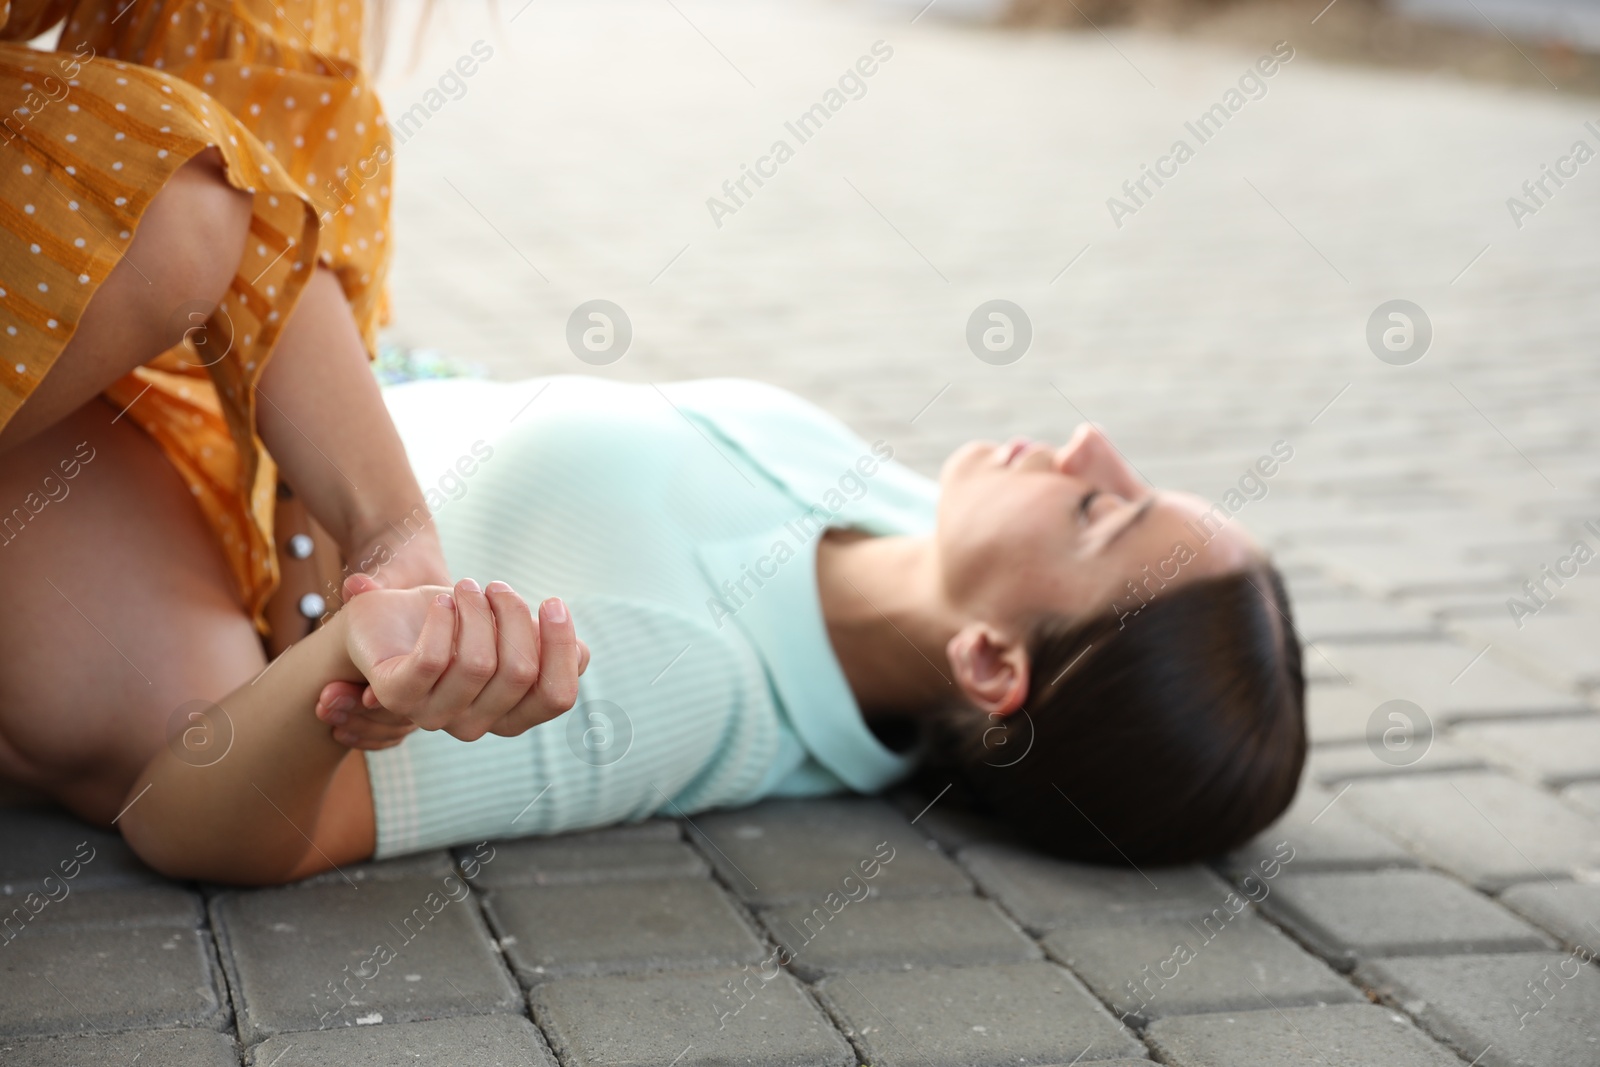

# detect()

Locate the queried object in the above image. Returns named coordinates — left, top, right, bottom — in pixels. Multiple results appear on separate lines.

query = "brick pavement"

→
left=4, top=0, right=1600, bottom=1062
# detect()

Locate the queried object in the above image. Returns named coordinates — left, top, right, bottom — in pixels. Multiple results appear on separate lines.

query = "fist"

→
left=333, top=574, right=589, bottom=744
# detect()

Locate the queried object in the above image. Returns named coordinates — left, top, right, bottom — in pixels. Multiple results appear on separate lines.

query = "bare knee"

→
left=135, top=148, right=254, bottom=349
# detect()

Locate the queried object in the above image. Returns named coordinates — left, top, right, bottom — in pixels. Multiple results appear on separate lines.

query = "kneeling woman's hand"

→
left=335, top=576, right=584, bottom=743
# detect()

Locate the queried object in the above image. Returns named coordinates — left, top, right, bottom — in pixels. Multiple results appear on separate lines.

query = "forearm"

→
left=119, top=613, right=365, bottom=884
left=253, top=268, right=445, bottom=577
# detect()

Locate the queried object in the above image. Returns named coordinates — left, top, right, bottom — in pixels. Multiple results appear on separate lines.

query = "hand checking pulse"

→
left=318, top=574, right=590, bottom=749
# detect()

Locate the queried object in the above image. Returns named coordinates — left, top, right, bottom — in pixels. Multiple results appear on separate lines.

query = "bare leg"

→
left=0, top=395, right=376, bottom=875
left=0, top=149, right=251, bottom=453
left=0, top=397, right=271, bottom=821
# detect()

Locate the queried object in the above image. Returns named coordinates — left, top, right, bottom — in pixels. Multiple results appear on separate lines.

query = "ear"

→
left=946, top=623, right=1030, bottom=717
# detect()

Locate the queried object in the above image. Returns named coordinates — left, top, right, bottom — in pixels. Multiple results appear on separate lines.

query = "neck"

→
left=814, top=530, right=962, bottom=720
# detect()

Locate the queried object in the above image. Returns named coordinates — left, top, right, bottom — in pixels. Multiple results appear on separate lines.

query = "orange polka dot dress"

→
left=0, top=0, right=394, bottom=629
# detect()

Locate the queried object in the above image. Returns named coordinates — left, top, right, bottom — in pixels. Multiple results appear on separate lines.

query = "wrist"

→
left=318, top=608, right=363, bottom=685
left=344, top=500, right=432, bottom=561
left=346, top=519, right=449, bottom=587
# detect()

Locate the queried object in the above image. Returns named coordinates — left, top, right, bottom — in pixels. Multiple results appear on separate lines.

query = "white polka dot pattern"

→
left=0, top=0, right=394, bottom=628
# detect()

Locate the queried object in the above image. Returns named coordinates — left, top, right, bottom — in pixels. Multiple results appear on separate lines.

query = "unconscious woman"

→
left=6, top=374, right=1306, bottom=884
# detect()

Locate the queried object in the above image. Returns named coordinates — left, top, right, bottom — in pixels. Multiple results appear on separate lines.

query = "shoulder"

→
left=664, top=379, right=936, bottom=535
left=665, top=379, right=852, bottom=434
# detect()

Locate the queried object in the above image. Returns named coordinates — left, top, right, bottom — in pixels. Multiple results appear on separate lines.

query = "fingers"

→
left=376, top=590, right=457, bottom=727
left=489, top=596, right=581, bottom=737
left=452, top=581, right=540, bottom=740
left=333, top=711, right=418, bottom=749
left=317, top=679, right=419, bottom=749
left=315, top=680, right=365, bottom=726
left=352, top=580, right=581, bottom=742
left=430, top=578, right=500, bottom=736
left=537, top=597, right=582, bottom=711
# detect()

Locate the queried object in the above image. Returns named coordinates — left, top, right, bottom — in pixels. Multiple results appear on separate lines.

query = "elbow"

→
left=119, top=804, right=305, bottom=887
left=117, top=806, right=211, bottom=882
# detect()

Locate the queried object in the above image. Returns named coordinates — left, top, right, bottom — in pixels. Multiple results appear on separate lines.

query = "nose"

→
left=1053, top=423, right=1099, bottom=474
left=1053, top=423, right=1148, bottom=498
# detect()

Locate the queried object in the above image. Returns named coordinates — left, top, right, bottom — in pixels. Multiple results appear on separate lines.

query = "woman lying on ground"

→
left=2, top=373, right=1305, bottom=884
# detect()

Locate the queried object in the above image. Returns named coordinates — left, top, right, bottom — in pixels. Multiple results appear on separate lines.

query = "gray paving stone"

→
left=1304, top=738, right=1487, bottom=786
left=1309, top=543, right=1516, bottom=598
left=959, top=843, right=1234, bottom=934
left=1315, top=641, right=1589, bottom=723
left=1451, top=608, right=1600, bottom=693
left=1305, top=679, right=1409, bottom=746
left=1453, top=717, right=1600, bottom=787
left=0, top=808, right=159, bottom=890
left=886, top=790, right=1024, bottom=850
left=1302, top=655, right=1348, bottom=685
left=473, top=825, right=681, bottom=857
left=1563, top=782, right=1600, bottom=819
left=1145, top=1003, right=1465, bottom=1066
left=1407, top=589, right=1521, bottom=621
left=0, top=925, right=225, bottom=1038
left=1043, top=909, right=1359, bottom=1025
left=1284, top=571, right=1353, bottom=602
left=296, top=850, right=459, bottom=887
left=814, top=961, right=1148, bottom=1067
left=212, top=877, right=519, bottom=1041
left=689, top=798, right=969, bottom=906
left=1343, top=772, right=1600, bottom=890
left=504, top=820, right=685, bottom=845
left=1260, top=869, right=1552, bottom=969
left=251, top=1014, right=555, bottom=1066
left=468, top=838, right=707, bottom=888
left=485, top=878, right=768, bottom=982
left=1500, top=882, right=1600, bottom=953
left=1, top=885, right=202, bottom=943
left=759, top=893, right=1040, bottom=980
left=1293, top=596, right=1437, bottom=643
left=1359, top=953, right=1600, bottom=1067
left=0, top=1028, right=238, bottom=1066
left=531, top=968, right=855, bottom=1067
left=1223, top=784, right=1416, bottom=875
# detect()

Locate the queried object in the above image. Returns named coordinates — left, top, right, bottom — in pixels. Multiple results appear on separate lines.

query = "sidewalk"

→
left=4, top=0, right=1599, bottom=1063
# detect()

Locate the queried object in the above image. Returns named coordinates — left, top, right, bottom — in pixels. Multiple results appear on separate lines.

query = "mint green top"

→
left=363, top=377, right=938, bottom=858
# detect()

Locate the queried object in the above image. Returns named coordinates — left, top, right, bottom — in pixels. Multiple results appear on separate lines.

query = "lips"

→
left=1000, top=438, right=1034, bottom=466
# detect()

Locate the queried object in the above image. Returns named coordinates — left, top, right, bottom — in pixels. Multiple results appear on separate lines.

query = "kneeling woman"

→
left=137, top=376, right=1305, bottom=881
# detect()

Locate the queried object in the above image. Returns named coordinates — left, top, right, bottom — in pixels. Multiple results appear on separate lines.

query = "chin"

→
left=939, top=440, right=996, bottom=487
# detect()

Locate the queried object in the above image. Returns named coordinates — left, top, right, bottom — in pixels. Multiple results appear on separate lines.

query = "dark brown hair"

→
left=921, top=563, right=1305, bottom=865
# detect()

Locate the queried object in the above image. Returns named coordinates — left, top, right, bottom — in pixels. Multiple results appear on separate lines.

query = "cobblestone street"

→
left=5, top=0, right=1600, bottom=1063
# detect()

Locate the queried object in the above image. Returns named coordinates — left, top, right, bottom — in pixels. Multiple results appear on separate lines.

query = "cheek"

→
left=941, top=485, right=1070, bottom=602
left=938, top=441, right=993, bottom=488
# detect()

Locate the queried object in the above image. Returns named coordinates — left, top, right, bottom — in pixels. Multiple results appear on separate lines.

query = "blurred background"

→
left=372, top=0, right=1600, bottom=708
